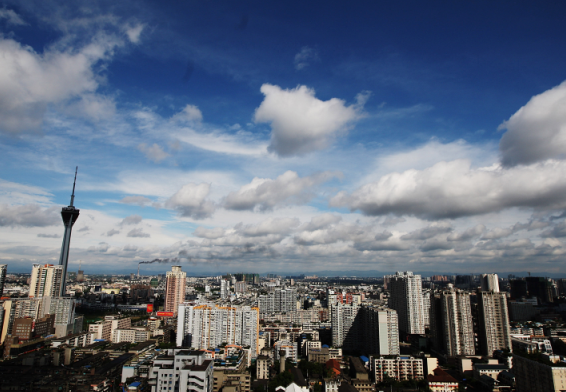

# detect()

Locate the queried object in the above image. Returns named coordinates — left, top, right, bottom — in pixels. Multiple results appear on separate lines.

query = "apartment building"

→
left=164, top=266, right=186, bottom=315
left=387, top=271, right=425, bottom=334
left=370, top=356, right=424, bottom=382
left=147, top=349, right=213, bottom=392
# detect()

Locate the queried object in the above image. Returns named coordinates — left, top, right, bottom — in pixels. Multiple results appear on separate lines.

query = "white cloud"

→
left=127, top=228, right=150, bottom=238
left=0, top=204, right=59, bottom=227
left=224, top=170, right=340, bottom=211
left=401, top=222, right=452, bottom=240
left=166, top=183, right=215, bottom=220
left=106, top=229, right=120, bottom=237
left=500, top=80, right=566, bottom=166
left=125, top=24, right=144, bottom=43
left=0, top=35, right=121, bottom=134
left=331, top=159, right=566, bottom=219
left=254, top=84, right=363, bottom=157
left=0, top=8, right=26, bottom=26
left=120, top=215, right=143, bottom=226
left=294, top=46, right=319, bottom=70
left=300, top=213, right=342, bottom=232
left=171, top=104, right=203, bottom=123
left=447, top=224, right=485, bottom=241
left=194, top=227, right=226, bottom=239
left=238, top=217, right=300, bottom=237
left=37, top=233, right=60, bottom=238
left=119, top=196, right=153, bottom=206
left=175, top=128, right=268, bottom=156
left=138, top=143, right=169, bottom=163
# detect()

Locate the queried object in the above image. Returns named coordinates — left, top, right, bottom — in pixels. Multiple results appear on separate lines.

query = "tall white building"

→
left=477, top=291, right=512, bottom=356
left=29, top=264, right=63, bottom=298
left=258, top=288, right=297, bottom=314
left=388, top=271, right=425, bottom=334
left=331, top=303, right=359, bottom=348
left=430, top=286, right=475, bottom=356
left=481, top=274, right=500, bottom=293
left=220, top=279, right=229, bottom=299
left=177, top=303, right=259, bottom=357
left=165, top=266, right=186, bottom=315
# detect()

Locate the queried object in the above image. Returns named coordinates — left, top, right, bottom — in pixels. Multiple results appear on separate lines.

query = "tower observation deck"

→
left=58, top=167, right=80, bottom=297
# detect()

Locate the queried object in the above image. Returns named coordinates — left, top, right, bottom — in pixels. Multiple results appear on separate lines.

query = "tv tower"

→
left=58, top=167, right=80, bottom=297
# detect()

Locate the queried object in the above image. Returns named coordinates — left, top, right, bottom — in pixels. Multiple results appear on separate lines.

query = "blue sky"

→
left=2, top=0, right=566, bottom=276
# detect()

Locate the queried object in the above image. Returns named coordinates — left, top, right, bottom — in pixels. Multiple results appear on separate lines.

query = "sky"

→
left=2, top=0, right=566, bottom=276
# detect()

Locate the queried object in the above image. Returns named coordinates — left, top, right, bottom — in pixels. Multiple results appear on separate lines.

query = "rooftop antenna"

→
left=70, top=166, right=78, bottom=207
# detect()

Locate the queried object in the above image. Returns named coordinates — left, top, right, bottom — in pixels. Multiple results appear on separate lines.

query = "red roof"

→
left=427, top=368, right=458, bottom=383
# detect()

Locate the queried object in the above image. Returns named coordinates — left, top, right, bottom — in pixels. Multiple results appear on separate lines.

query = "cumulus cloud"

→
left=106, top=229, right=120, bottom=237
left=0, top=8, right=26, bottom=25
left=300, top=213, right=342, bottom=232
left=401, top=223, right=452, bottom=240
left=224, top=170, right=340, bottom=211
left=294, top=46, right=319, bottom=70
left=254, top=84, right=363, bottom=156
left=541, top=221, right=566, bottom=238
left=0, top=35, right=121, bottom=134
left=167, top=183, right=215, bottom=219
left=119, top=196, right=153, bottom=206
left=238, top=217, right=299, bottom=237
left=194, top=227, right=226, bottom=239
left=120, top=214, right=143, bottom=226
left=500, top=81, right=566, bottom=166
left=138, top=143, right=169, bottom=163
left=447, top=225, right=485, bottom=241
left=37, top=233, right=60, bottom=238
left=127, top=228, right=150, bottom=238
left=125, top=24, right=144, bottom=43
left=0, top=204, right=59, bottom=227
left=331, top=159, right=566, bottom=219
left=171, top=104, right=203, bottom=123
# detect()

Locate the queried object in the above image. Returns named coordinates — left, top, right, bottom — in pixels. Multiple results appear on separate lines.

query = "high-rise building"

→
left=481, top=274, right=500, bottom=292
left=477, top=291, right=512, bottom=356
left=513, top=353, right=566, bottom=392
left=258, top=288, right=297, bottom=314
left=164, top=265, right=186, bottom=315
left=331, top=302, right=359, bottom=348
left=388, top=271, right=425, bottom=334
left=0, top=264, right=6, bottom=297
left=177, top=303, right=259, bottom=357
left=331, top=303, right=399, bottom=356
left=29, top=264, right=63, bottom=298
left=430, top=286, right=475, bottom=356
left=58, top=167, right=80, bottom=297
left=220, top=279, right=229, bottom=299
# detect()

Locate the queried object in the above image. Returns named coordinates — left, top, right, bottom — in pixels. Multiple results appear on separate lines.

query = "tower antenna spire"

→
left=70, top=166, right=78, bottom=207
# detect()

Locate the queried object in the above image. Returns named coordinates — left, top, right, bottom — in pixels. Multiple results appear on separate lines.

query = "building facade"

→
left=177, top=303, right=259, bottom=357
left=387, top=271, right=425, bottom=334
left=370, top=356, right=424, bottom=382
left=29, top=264, right=63, bottom=298
left=477, top=291, right=512, bottom=356
left=164, top=266, right=187, bottom=315
left=430, top=286, right=475, bottom=356
left=148, top=349, right=213, bottom=392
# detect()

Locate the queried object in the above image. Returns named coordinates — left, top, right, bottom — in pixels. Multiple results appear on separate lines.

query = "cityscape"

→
left=2, top=1, right=566, bottom=392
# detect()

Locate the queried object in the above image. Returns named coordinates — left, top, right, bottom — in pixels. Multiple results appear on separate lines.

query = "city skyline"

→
left=2, top=1, right=566, bottom=275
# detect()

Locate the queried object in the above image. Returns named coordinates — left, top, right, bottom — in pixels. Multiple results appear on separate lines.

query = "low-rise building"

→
left=370, top=356, right=424, bottom=382
left=147, top=349, right=214, bottom=392
left=426, top=368, right=459, bottom=392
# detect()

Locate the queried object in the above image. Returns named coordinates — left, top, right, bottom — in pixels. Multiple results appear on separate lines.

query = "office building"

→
left=29, top=264, right=63, bottom=298
left=477, top=291, right=512, bottom=356
left=481, top=274, right=500, bottom=292
left=177, top=303, right=259, bottom=357
left=387, top=271, right=425, bottom=334
left=430, top=286, right=475, bottom=356
left=164, top=266, right=186, bottom=315
left=147, top=349, right=213, bottom=392
left=0, top=264, right=6, bottom=297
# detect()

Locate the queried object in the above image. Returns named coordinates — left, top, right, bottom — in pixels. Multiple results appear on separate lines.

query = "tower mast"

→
left=58, top=167, right=80, bottom=297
